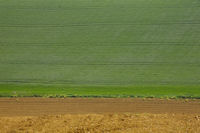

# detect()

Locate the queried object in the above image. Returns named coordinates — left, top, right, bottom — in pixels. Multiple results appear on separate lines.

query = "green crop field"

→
left=0, top=0, right=200, bottom=98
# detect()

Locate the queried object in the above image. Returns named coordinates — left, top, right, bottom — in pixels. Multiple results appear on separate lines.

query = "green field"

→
left=0, top=0, right=200, bottom=98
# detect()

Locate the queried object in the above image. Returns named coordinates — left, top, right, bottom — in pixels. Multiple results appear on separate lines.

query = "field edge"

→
left=0, top=84, right=200, bottom=99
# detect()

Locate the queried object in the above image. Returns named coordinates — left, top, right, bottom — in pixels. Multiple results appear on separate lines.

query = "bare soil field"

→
left=1, top=113, right=200, bottom=133
left=0, top=98, right=200, bottom=133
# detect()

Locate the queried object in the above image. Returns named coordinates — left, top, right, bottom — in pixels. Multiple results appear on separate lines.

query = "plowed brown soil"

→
left=0, top=98, right=200, bottom=133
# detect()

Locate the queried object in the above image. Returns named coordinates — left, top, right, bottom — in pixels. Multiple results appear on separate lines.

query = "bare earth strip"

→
left=0, top=98, right=200, bottom=116
left=0, top=98, right=200, bottom=133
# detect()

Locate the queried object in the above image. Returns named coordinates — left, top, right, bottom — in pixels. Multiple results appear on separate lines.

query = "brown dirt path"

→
left=0, top=98, right=199, bottom=116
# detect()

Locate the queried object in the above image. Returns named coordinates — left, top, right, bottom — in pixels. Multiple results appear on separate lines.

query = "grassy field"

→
left=0, top=0, right=200, bottom=98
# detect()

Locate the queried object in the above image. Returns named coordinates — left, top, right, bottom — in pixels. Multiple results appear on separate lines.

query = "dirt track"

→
left=0, top=98, right=200, bottom=116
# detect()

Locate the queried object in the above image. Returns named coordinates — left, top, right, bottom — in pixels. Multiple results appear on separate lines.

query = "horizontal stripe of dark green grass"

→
left=0, top=84, right=200, bottom=99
